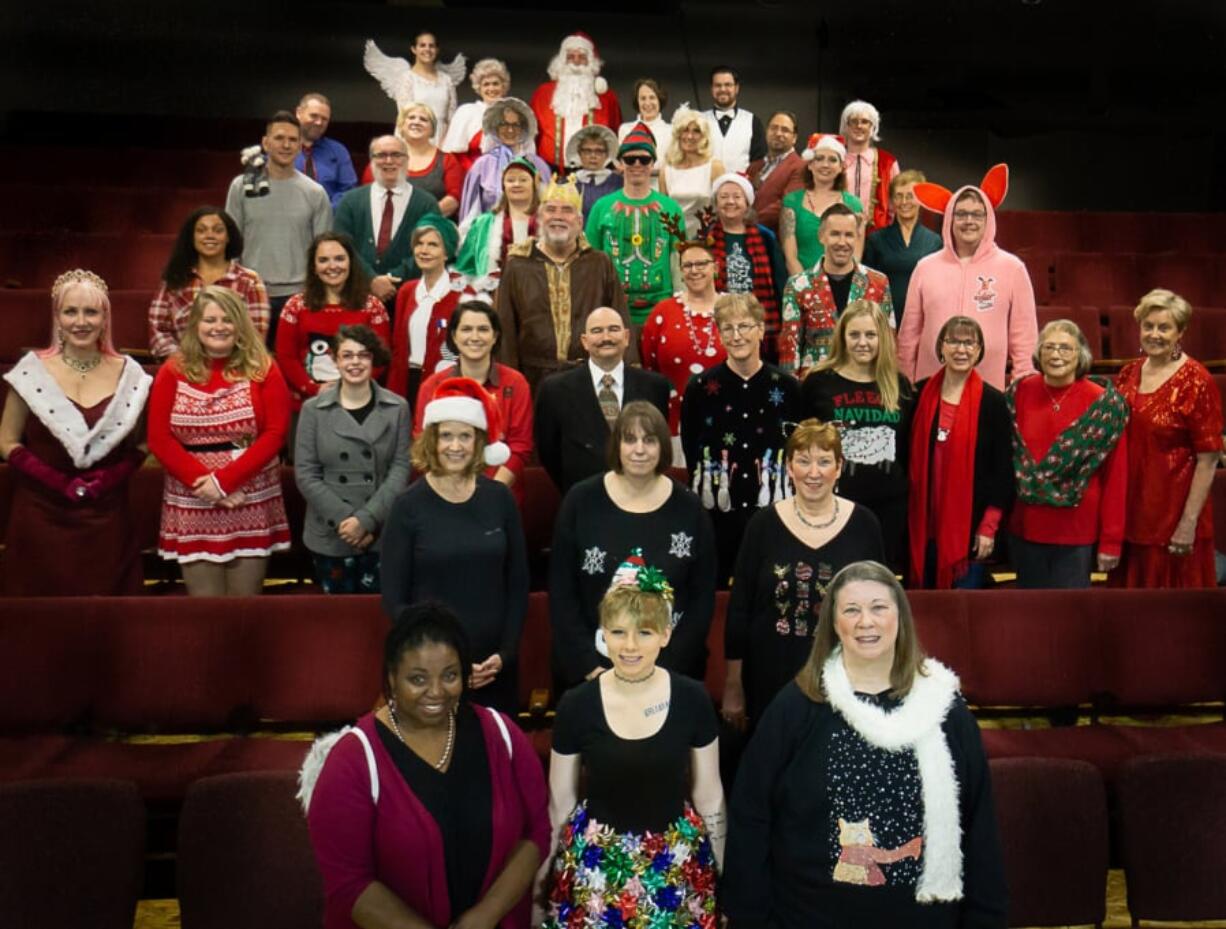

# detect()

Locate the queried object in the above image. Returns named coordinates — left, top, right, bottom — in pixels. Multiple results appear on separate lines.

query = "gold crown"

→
left=540, top=176, right=583, bottom=210
left=51, top=269, right=109, bottom=301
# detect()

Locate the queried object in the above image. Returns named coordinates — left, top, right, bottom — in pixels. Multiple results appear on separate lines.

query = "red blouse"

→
left=1116, top=358, right=1223, bottom=544
left=639, top=296, right=727, bottom=433
left=1006, top=376, right=1128, bottom=555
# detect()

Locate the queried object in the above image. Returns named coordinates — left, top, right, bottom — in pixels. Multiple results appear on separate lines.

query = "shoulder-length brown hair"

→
left=795, top=560, right=928, bottom=703
left=410, top=421, right=489, bottom=479
left=302, top=232, right=371, bottom=311
left=176, top=286, right=271, bottom=384
left=606, top=400, right=673, bottom=474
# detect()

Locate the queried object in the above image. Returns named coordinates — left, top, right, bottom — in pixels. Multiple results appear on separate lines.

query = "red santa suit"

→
left=530, top=32, right=622, bottom=173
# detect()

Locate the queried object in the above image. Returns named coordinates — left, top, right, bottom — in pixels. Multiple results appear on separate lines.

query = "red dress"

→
left=413, top=362, right=533, bottom=508
left=147, top=358, right=292, bottom=563
left=1113, top=358, right=1223, bottom=588
left=639, top=296, right=727, bottom=433
left=1, top=353, right=150, bottom=595
left=274, top=295, right=391, bottom=410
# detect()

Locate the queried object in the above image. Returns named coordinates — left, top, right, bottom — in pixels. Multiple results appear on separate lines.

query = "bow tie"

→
left=717, top=113, right=733, bottom=134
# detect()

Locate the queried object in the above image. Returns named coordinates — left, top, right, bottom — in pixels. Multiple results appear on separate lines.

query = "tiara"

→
left=51, top=269, right=109, bottom=301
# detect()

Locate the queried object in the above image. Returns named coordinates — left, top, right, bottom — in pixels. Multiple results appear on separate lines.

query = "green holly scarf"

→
left=1005, top=375, right=1130, bottom=507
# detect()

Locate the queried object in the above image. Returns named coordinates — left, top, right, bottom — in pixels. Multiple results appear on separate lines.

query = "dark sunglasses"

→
left=621, top=154, right=653, bottom=166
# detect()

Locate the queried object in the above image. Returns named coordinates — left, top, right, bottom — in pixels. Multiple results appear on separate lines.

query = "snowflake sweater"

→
left=549, top=474, right=717, bottom=686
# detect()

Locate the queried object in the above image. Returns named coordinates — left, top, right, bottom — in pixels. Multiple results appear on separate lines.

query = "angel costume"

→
left=1, top=352, right=152, bottom=595
left=364, top=40, right=466, bottom=145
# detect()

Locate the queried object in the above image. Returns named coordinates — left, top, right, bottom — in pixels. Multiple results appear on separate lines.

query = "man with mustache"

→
left=496, top=177, right=631, bottom=392
left=780, top=203, right=893, bottom=378
left=530, top=32, right=622, bottom=173
left=534, top=306, right=669, bottom=493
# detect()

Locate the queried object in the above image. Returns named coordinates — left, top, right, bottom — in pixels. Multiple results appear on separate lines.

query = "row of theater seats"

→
left=3, top=463, right=1226, bottom=590
left=2, top=589, right=1224, bottom=927
left=3, top=589, right=1223, bottom=799
left=7, top=757, right=1225, bottom=929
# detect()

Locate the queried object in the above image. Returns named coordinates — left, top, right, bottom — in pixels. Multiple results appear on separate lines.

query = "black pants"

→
left=1009, top=534, right=1094, bottom=589
left=266, top=294, right=292, bottom=349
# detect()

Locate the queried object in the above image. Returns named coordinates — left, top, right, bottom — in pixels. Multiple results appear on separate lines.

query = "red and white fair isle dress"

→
left=640, top=296, right=728, bottom=433
left=148, top=357, right=292, bottom=563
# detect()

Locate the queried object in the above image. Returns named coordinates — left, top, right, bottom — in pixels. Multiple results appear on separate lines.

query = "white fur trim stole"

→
left=822, top=649, right=963, bottom=902
left=3, top=353, right=151, bottom=469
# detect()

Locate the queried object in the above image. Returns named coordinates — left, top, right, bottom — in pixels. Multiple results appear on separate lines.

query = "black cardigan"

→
left=913, top=377, right=1014, bottom=548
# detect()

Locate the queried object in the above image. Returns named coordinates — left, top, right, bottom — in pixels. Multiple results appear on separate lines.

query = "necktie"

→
left=302, top=145, right=316, bottom=180
left=718, top=113, right=732, bottom=135
left=598, top=373, right=619, bottom=425
left=376, top=190, right=394, bottom=258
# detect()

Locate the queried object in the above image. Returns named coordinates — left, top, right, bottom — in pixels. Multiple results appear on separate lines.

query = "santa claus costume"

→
left=530, top=32, right=622, bottom=174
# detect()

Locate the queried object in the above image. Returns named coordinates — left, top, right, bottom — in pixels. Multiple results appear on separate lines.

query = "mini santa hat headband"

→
left=421, top=377, right=511, bottom=467
left=914, top=164, right=1009, bottom=215
left=801, top=132, right=847, bottom=161
left=608, top=547, right=675, bottom=605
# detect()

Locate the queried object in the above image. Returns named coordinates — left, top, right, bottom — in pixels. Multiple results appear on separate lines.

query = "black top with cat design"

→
left=552, top=673, right=718, bottom=834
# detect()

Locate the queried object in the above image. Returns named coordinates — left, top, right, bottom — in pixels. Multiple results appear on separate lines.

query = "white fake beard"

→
left=552, top=69, right=600, bottom=120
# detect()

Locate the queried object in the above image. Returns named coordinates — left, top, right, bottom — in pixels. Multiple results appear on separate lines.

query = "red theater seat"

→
left=1014, top=249, right=1054, bottom=305
left=1053, top=253, right=1139, bottom=308
left=1035, top=305, right=1103, bottom=357
left=1135, top=254, right=1214, bottom=307
left=0, top=233, right=174, bottom=291
left=996, top=211, right=1082, bottom=253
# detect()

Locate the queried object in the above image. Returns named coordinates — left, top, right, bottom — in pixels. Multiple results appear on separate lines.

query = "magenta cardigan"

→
left=307, top=709, right=550, bottom=929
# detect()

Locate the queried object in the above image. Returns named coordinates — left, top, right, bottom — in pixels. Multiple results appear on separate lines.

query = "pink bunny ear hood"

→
left=938, top=165, right=1009, bottom=263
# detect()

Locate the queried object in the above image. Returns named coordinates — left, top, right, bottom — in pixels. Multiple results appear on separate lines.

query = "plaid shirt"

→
left=148, top=261, right=270, bottom=358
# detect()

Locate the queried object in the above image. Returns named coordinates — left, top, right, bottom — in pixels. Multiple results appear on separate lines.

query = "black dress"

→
left=725, top=503, right=885, bottom=722
left=801, top=369, right=913, bottom=574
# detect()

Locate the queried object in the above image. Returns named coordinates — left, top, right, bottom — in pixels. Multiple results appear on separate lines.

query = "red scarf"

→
left=908, top=368, right=983, bottom=588
left=709, top=223, right=779, bottom=338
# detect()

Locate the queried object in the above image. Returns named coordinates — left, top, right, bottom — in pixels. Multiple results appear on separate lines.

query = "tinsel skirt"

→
left=543, top=802, right=718, bottom=929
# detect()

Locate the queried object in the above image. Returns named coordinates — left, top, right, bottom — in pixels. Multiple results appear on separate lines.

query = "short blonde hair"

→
left=1033, top=319, right=1094, bottom=378
left=664, top=108, right=713, bottom=167
left=599, top=583, right=671, bottom=635
left=1134, top=288, right=1192, bottom=332
left=410, top=422, right=488, bottom=478
left=890, top=169, right=926, bottom=199
left=713, top=292, right=765, bottom=327
left=397, top=103, right=437, bottom=135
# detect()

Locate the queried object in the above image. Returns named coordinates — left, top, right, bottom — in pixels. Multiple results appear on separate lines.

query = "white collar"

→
left=822, top=648, right=965, bottom=902
left=416, top=271, right=454, bottom=302
left=713, top=106, right=738, bottom=116
left=376, top=181, right=410, bottom=197
left=589, top=358, right=624, bottom=389
left=3, top=353, right=151, bottom=469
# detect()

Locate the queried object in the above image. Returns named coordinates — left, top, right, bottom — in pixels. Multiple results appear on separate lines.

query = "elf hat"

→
left=618, top=121, right=657, bottom=160
left=421, top=377, right=510, bottom=467
left=801, top=132, right=847, bottom=161
left=712, top=172, right=755, bottom=207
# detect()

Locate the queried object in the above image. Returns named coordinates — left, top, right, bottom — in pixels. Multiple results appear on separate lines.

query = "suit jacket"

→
left=294, top=383, right=412, bottom=556
left=533, top=363, right=670, bottom=493
left=333, top=183, right=442, bottom=283
left=746, top=151, right=805, bottom=232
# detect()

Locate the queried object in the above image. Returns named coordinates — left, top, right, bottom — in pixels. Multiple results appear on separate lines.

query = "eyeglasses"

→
left=578, top=147, right=609, bottom=157
left=680, top=260, right=714, bottom=272
left=953, top=210, right=986, bottom=222
left=621, top=155, right=653, bottom=166
left=338, top=350, right=374, bottom=362
left=1039, top=343, right=1078, bottom=356
left=942, top=337, right=979, bottom=349
left=718, top=322, right=760, bottom=338
left=497, top=120, right=522, bottom=130
left=371, top=152, right=406, bottom=161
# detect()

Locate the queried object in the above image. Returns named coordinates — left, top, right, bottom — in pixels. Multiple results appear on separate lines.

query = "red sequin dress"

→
left=147, top=358, right=292, bottom=563
left=639, top=296, right=727, bottom=433
left=1113, top=358, right=1223, bottom=588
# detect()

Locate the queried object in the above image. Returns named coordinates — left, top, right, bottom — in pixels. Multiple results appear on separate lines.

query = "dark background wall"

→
left=3, top=0, right=1224, bottom=210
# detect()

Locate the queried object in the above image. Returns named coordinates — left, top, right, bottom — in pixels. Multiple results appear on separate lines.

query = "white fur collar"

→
left=4, top=353, right=152, bottom=469
left=822, top=649, right=964, bottom=902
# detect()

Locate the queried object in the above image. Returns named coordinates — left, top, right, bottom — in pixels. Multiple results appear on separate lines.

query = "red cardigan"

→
left=414, top=362, right=534, bottom=507
left=307, top=709, right=550, bottom=929
left=389, top=272, right=468, bottom=397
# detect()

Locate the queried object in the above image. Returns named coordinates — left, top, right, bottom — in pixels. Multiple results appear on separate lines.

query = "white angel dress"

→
left=364, top=39, right=466, bottom=145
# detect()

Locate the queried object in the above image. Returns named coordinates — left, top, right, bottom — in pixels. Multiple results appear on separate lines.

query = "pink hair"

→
left=38, top=272, right=120, bottom=359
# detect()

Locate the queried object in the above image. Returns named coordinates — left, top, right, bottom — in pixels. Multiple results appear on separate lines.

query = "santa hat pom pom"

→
left=484, top=440, right=511, bottom=467
left=594, top=76, right=608, bottom=95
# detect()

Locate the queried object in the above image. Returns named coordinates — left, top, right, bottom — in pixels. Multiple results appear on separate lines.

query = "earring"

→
left=1171, top=341, right=1183, bottom=361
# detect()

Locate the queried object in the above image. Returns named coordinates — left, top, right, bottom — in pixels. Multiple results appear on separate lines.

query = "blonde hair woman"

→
left=659, top=106, right=725, bottom=237
left=147, top=285, right=292, bottom=595
left=802, top=300, right=913, bottom=573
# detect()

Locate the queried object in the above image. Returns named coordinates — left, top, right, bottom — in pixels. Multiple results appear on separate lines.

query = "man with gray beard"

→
left=530, top=32, right=622, bottom=173
left=495, top=176, right=631, bottom=390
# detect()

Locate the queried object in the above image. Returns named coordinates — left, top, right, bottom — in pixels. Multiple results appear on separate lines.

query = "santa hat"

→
left=712, top=172, right=755, bottom=207
left=617, top=121, right=657, bottom=159
left=421, top=377, right=511, bottom=466
left=559, top=32, right=607, bottom=94
left=801, top=133, right=847, bottom=161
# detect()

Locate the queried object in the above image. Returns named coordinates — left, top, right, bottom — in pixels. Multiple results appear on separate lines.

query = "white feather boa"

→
left=3, top=353, right=151, bottom=469
left=822, top=649, right=964, bottom=902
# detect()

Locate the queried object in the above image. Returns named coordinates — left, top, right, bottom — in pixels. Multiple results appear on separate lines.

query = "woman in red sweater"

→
left=147, top=286, right=291, bottom=595
left=1006, top=320, right=1129, bottom=588
left=275, top=232, right=391, bottom=410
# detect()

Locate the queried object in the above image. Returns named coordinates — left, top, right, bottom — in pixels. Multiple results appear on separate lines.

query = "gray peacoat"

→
left=294, top=382, right=412, bottom=556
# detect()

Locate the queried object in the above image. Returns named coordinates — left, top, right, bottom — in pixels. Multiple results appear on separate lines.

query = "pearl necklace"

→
left=388, top=702, right=456, bottom=772
left=793, top=495, right=839, bottom=530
